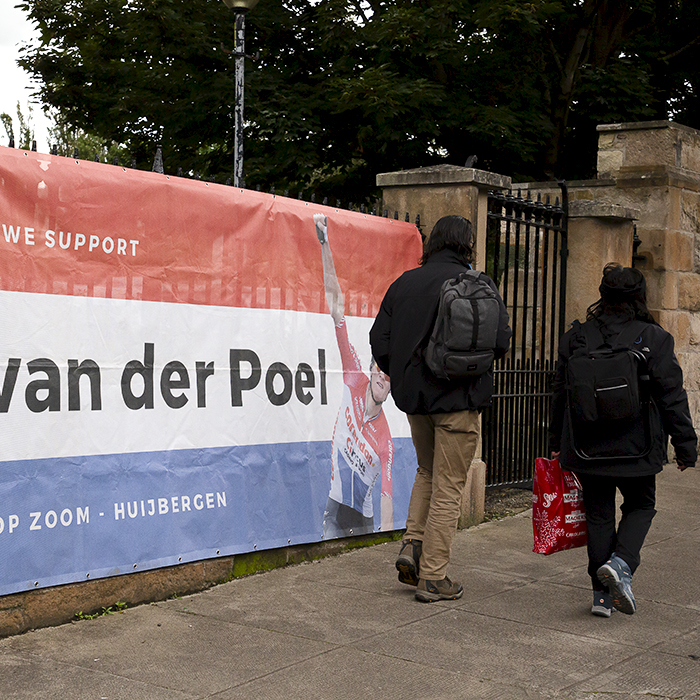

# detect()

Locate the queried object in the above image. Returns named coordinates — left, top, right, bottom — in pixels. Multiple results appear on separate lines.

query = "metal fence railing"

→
left=482, top=185, right=568, bottom=486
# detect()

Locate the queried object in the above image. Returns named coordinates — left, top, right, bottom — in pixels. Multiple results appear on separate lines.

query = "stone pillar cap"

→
left=569, top=200, right=640, bottom=220
left=377, top=164, right=511, bottom=190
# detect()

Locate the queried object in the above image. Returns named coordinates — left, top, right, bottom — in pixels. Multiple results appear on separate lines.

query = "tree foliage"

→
left=16, top=0, right=700, bottom=198
left=47, top=110, right=131, bottom=162
left=1, top=102, right=35, bottom=149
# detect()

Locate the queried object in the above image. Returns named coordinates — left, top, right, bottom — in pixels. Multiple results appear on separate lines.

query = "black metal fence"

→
left=482, top=185, right=568, bottom=486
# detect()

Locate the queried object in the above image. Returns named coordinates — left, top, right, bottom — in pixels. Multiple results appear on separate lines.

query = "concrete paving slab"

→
left=457, top=576, right=700, bottom=647
left=576, top=649, right=700, bottom=696
left=350, top=607, right=639, bottom=692
left=632, top=537, right=700, bottom=609
left=645, top=474, right=700, bottom=545
left=207, top=646, right=559, bottom=700
left=653, top=625, right=700, bottom=660
left=447, top=511, right=589, bottom=581
left=163, top=570, right=439, bottom=644
left=4, top=604, right=334, bottom=697
left=0, top=647, right=196, bottom=700
left=280, top=544, right=425, bottom=594
left=286, top=540, right=539, bottom=604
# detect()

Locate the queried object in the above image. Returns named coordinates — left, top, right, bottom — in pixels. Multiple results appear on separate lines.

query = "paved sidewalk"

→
left=1, top=466, right=699, bottom=700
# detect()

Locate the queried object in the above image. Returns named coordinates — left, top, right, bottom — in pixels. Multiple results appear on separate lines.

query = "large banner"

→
left=0, top=147, right=422, bottom=596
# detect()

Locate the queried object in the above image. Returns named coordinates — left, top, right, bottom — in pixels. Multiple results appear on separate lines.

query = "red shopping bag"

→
left=532, top=457, right=587, bottom=554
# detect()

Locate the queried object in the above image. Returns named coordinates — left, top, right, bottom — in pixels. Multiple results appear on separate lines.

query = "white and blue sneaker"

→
left=597, top=554, right=637, bottom=615
left=591, top=589, right=613, bottom=618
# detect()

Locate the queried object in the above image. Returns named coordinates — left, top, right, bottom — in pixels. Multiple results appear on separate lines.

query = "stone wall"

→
left=575, top=122, right=700, bottom=434
left=382, top=120, right=700, bottom=448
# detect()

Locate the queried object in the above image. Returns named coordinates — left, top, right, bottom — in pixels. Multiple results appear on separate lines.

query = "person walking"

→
left=549, top=263, right=696, bottom=617
left=370, top=215, right=511, bottom=602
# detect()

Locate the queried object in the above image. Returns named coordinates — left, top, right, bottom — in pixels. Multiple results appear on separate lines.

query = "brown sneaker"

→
left=415, top=577, right=463, bottom=602
left=395, top=539, right=422, bottom=586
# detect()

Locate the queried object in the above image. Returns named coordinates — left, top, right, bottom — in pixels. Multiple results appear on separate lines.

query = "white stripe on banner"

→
left=0, top=290, right=410, bottom=462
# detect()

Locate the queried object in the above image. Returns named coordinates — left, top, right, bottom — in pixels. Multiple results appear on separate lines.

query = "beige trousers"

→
left=405, top=410, right=480, bottom=580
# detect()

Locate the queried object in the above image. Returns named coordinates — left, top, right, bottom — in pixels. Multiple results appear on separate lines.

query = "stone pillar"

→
left=597, top=120, right=700, bottom=441
left=376, top=165, right=511, bottom=268
left=565, top=201, right=640, bottom=325
left=376, top=165, right=510, bottom=527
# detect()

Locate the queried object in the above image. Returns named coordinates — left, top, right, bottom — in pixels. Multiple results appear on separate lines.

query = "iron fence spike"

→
left=152, top=144, right=164, bottom=174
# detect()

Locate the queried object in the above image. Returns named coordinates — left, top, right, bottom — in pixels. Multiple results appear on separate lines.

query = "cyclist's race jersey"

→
left=327, top=318, right=393, bottom=518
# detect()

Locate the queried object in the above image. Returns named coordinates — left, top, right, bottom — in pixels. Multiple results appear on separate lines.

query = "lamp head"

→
left=221, top=0, right=259, bottom=11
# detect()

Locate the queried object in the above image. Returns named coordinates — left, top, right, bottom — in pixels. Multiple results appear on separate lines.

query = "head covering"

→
left=599, top=266, right=646, bottom=304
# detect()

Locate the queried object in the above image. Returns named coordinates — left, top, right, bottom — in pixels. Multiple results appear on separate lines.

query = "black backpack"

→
left=566, top=320, right=652, bottom=462
left=424, top=270, right=502, bottom=380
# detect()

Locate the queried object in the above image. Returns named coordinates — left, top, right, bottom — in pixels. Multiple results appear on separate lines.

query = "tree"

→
left=47, top=110, right=131, bottom=163
left=16, top=0, right=700, bottom=197
left=0, top=102, right=35, bottom=149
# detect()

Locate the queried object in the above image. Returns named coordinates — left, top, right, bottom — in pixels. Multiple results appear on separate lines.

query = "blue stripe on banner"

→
left=0, top=438, right=416, bottom=595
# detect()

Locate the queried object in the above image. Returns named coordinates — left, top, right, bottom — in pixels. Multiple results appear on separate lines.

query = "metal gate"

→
left=482, top=185, right=568, bottom=486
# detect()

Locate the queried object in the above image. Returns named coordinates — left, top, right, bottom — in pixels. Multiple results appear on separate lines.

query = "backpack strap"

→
left=579, top=321, right=606, bottom=352
left=408, top=265, right=471, bottom=367
left=610, top=320, right=647, bottom=351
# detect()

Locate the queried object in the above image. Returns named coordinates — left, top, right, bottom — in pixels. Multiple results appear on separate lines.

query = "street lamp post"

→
left=221, top=0, right=259, bottom=187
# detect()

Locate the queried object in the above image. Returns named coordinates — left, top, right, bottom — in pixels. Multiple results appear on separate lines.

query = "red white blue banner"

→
left=0, top=147, right=422, bottom=595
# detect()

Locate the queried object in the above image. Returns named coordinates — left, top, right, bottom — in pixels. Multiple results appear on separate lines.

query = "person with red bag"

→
left=548, top=264, right=696, bottom=617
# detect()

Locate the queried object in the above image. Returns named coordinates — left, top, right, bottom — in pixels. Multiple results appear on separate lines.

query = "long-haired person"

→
left=549, top=264, right=696, bottom=617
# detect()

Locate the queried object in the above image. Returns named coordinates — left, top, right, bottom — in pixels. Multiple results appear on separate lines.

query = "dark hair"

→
left=420, top=215, right=473, bottom=266
left=586, top=263, right=656, bottom=324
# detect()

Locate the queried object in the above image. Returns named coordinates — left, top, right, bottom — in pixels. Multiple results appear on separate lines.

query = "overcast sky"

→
left=1, top=2, right=51, bottom=151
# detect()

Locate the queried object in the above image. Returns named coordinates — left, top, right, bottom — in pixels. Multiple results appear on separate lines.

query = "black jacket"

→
left=369, top=249, right=512, bottom=415
left=549, top=313, right=697, bottom=476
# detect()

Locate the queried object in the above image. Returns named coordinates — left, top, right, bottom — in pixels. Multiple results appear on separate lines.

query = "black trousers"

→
left=575, top=472, right=657, bottom=591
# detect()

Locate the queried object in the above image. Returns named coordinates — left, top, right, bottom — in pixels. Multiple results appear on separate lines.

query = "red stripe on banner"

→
left=0, top=148, right=421, bottom=317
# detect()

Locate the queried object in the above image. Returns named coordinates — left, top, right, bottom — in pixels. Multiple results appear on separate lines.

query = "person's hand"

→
left=550, top=451, right=560, bottom=460
left=313, top=213, right=327, bottom=244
